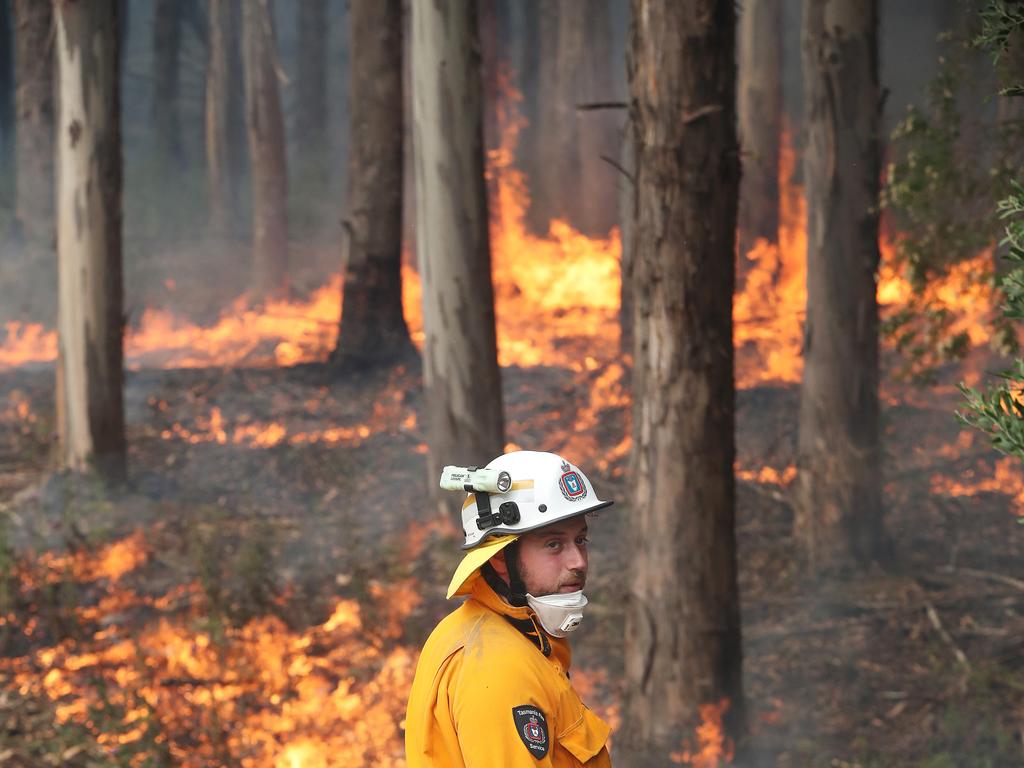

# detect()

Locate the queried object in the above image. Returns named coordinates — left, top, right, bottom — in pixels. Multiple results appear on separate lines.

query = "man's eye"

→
left=576, top=536, right=590, bottom=546
left=546, top=541, right=562, bottom=551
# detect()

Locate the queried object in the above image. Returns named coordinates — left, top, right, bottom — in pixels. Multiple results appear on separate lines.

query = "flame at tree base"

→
left=670, top=699, right=735, bottom=767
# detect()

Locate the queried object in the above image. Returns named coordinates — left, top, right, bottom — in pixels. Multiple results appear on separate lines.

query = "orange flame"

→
left=670, top=698, right=734, bottom=767
left=9, top=531, right=421, bottom=766
left=931, top=455, right=1024, bottom=516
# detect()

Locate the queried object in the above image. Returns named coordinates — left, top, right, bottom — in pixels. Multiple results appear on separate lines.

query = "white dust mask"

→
left=526, top=590, right=588, bottom=637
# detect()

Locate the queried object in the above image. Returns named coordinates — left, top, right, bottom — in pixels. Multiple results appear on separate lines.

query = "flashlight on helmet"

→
left=440, top=466, right=512, bottom=493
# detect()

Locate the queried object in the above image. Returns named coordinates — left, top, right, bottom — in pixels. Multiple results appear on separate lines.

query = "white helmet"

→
left=454, top=450, right=612, bottom=548
left=442, top=451, right=613, bottom=600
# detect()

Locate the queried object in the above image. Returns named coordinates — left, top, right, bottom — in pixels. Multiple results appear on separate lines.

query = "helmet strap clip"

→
left=474, top=496, right=521, bottom=530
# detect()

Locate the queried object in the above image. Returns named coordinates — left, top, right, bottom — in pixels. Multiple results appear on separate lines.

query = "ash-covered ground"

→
left=0, top=357, right=1022, bottom=767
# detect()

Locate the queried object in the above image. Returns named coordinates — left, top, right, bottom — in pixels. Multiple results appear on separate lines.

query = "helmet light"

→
left=440, top=465, right=512, bottom=494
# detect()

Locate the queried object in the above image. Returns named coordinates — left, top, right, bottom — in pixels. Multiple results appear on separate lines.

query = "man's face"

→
left=493, top=515, right=589, bottom=597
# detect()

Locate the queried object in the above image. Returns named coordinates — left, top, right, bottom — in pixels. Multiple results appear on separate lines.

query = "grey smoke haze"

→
left=0, top=0, right=977, bottom=330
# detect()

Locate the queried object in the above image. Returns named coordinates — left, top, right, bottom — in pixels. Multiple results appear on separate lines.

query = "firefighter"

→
left=405, top=450, right=614, bottom=766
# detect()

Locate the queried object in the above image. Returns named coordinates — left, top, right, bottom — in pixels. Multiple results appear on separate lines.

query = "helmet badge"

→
left=558, top=462, right=588, bottom=501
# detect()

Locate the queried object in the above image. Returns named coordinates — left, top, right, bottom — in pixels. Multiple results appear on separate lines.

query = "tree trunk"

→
left=621, top=0, right=745, bottom=763
left=54, top=0, right=125, bottom=481
left=151, top=0, right=182, bottom=169
left=527, top=0, right=560, bottom=232
left=242, top=0, right=288, bottom=298
left=477, top=0, right=499, bottom=149
left=411, top=0, right=504, bottom=504
left=574, top=0, right=618, bottom=236
left=528, top=0, right=618, bottom=236
left=0, top=0, right=12, bottom=163
left=510, top=0, right=539, bottom=182
left=296, top=0, right=327, bottom=157
left=206, top=0, right=245, bottom=236
left=795, top=0, right=886, bottom=574
left=332, top=0, right=413, bottom=369
left=13, top=0, right=53, bottom=248
left=737, top=0, right=782, bottom=262
left=618, top=121, right=634, bottom=355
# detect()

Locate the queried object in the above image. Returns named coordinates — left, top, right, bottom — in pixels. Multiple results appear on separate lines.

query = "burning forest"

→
left=0, top=1, right=1023, bottom=767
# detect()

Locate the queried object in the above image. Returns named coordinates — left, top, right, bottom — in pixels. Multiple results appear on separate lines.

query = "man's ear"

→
left=490, top=551, right=509, bottom=580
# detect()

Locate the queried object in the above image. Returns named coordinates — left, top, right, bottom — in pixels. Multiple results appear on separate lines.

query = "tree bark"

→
left=527, top=0, right=618, bottom=236
left=151, top=0, right=182, bottom=168
left=737, top=0, right=782, bottom=261
left=54, top=0, right=125, bottom=481
left=13, top=0, right=53, bottom=248
left=242, top=0, right=288, bottom=298
left=621, top=0, right=745, bottom=762
left=618, top=121, right=634, bottom=355
left=296, top=0, right=328, bottom=154
left=332, top=0, right=413, bottom=369
left=795, top=0, right=886, bottom=574
left=206, top=0, right=245, bottom=236
left=412, top=0, right=504, bottom=504
left=574, top=0, right=618, bottom=236
left=527, top=0, right=560, bottom=232
left=510, top=0, right=539, bottom=183
left=0, top=0, right=12, bottom=162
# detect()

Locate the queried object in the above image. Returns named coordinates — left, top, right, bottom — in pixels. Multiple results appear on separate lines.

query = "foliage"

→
left=959, top=183, right=1024, bottom=477
left=959, top=3, right=1024, bottom=476
left=881, top=7, right=1024, bottom=380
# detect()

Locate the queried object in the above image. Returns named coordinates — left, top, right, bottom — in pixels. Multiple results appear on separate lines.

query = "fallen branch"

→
left=924, top=600, right=972, bottom=673
left=941, top=566, right=1024, bottom=593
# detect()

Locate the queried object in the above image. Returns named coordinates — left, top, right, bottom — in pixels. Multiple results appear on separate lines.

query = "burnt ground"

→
left=0, top=358, right=1022, bottom=767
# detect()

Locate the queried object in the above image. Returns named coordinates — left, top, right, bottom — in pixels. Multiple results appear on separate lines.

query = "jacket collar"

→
left=470, top=576, right=573, bottom=671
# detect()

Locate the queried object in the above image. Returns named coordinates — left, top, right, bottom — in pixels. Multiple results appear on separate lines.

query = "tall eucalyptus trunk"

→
left=13, top=0, right=53, bottom=249
left=296, top=0, right=328, bottom=164
left=621, top=0, right=745, bottom=762
left=54, top=0, right=125, bottom=481
left=205, top=0, right=245, bottom=236
left=795, top=0, right=887, bottom=574
left=737, top=0, right=782, bottom=261
left=411, top=0, right=504, bottom=505
left=332, top=0, right=413, bottom=369
left=151, top=0, right=182, bottom=168
left=0, top=0, right=13, bottom=167
left=242, top=0, right=289, bottom=298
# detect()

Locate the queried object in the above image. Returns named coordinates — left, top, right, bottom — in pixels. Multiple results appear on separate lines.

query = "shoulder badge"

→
left=512, top=704, right=550, bottom=759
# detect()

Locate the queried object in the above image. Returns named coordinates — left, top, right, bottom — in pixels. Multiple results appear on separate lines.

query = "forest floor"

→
left=0, top=356, right=1022, bottom=767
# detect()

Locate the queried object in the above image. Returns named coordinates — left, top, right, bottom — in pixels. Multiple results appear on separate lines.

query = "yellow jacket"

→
left=405, top=577, right=612, bottom=766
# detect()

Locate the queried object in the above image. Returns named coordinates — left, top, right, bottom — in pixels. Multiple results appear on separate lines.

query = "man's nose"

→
left=565, top=542, right=588, bottom=572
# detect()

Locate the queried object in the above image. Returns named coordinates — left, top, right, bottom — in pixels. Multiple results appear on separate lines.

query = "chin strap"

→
left=480, top=548, right=551, bottom=657
left=481, top=542, right=528, bottom=607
